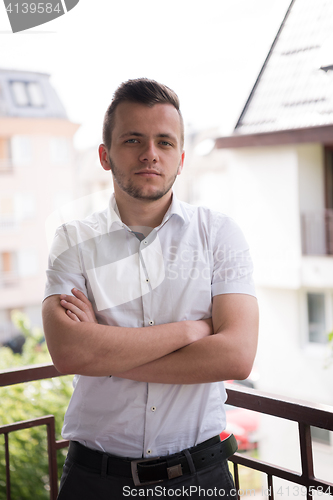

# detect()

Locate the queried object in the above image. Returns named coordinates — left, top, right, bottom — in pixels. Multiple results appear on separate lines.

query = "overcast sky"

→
left=0, top=0, right=292, bottom=149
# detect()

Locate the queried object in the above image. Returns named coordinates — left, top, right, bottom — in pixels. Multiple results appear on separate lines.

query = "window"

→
left=11, top=82, right=28, bottom=106
left=15, top=193, right=36, bottom=220
left=10, top=81, right=45, bottom=108
left=17, top=249, right=38, bottom=277
left=11, top=136, right=32, bottom=165
left=27, top=82, right=44, bottom=107
left=50, top=137, right=70, bottom=164
left=307, top=293, right=327, bottom=344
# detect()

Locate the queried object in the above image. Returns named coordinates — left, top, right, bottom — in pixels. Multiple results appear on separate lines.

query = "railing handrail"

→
left=0, top=363, right=61, bottom=387
left=1, top=363, right=333, bottom=499
left=224, top=382, right=333, bottom=431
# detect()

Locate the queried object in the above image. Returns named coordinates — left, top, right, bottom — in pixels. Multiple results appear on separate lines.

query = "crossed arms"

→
left=42, top=289, right=259, bottom=384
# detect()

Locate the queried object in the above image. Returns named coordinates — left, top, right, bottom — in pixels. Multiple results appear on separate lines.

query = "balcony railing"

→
left=0, top=159, right=13, bottom=174
left=0, top=271, right=19, bottom=288
left=301, top=209, right=333, bottom=255
left=0, top=215, right=18, bottom=231
left=0, top=364, right=333, bottom=500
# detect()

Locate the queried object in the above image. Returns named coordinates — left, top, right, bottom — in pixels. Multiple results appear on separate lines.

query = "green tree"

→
left=0, top=311, right=73, bottom=499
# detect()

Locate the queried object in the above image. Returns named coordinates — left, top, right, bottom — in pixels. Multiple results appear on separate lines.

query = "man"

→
left=42, top=78, right=258, bottom=499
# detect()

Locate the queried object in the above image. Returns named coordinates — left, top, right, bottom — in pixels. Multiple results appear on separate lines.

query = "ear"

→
left=177, top=151, right=185, bottom=176
left=99, top=144, right=111, bottom=171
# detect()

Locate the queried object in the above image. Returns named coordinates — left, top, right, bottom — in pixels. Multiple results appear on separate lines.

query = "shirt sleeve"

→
left=211, top=214, right=256, bottom=298
left=43, top=224, right=87, bottom=301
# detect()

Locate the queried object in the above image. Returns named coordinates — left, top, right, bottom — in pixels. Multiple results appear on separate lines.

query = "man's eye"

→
left=160, top=141, right=172, bottom=146
left=125, top=139, right=139, bottom=143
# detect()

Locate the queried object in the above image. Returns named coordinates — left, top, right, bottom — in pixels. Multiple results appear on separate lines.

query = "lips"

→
left=135, top=170, right=161, bottom=176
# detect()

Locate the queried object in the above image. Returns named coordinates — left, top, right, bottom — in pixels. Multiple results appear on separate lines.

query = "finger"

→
left=71, top=288, right=90, bottom=304
left=60, top=299, right=88, bottom=321
left=60, top=294, right=89, bottom=312
left=66, top=310, right=80, bottom=322
left=71, top=289, right=97, bottom=323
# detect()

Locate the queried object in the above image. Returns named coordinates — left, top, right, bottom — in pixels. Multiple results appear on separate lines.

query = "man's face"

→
left=101, top=101, right=184, bottom=202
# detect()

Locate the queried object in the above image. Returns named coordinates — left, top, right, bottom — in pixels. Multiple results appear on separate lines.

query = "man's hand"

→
left=60, top=288, right=98, bottom=324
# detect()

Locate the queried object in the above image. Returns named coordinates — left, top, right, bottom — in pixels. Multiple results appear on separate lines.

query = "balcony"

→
left=0, top=271, right=19, bottom=288
left=0, top=159, right=13, bottom=174
left=0, top=365, right=333, bottom=500
left=0, top=215, right=18, bottom=232
left=301, top=210, right=333, bottom=256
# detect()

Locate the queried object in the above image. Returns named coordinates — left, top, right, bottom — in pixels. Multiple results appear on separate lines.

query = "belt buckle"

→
left=131, top=456, right=163, bottom=486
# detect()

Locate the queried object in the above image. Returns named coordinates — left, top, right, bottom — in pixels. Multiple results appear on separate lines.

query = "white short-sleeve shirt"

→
left=44, top=192, right=256, bottom=458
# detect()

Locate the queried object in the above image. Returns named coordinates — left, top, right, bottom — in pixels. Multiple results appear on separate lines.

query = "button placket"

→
left=138, top=237, right=154, bottom=330
left=138, top=241, right=152, bottom=293
left=144, top=383, right=161, bottom=458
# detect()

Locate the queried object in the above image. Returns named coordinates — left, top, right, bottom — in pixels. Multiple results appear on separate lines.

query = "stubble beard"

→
left=108, top=154, right=178, bottom=202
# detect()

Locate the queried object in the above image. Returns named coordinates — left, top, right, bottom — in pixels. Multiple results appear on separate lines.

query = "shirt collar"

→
left=106, top=191, right=188, bottom=232
left=159, top=191, right=188, bottom=227
left=106, top=194, right=123, bottom=232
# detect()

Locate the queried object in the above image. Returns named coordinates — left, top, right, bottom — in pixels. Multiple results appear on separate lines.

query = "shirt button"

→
left=143, top=240, right=148, bottom=245
left=145, top=278, right=149, bottom=283
left=147, top=449, right=152, bottom=455
left=151, top=406, right=156, bottom=412
left=149, top=320, right=154, bottom=326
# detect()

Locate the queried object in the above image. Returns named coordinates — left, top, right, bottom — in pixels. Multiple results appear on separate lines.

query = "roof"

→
left=0, top=68, right=68, bottom=119
left=232, top=0, right=333, bottom=137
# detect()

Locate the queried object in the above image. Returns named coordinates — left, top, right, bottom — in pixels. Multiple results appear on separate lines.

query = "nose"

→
left=138, top=141, right=158, bottom=164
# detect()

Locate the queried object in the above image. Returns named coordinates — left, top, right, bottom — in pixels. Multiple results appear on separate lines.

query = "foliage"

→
left=0, top=311, right=73, bottom=499
left=327, top=330, right=333, bottom=367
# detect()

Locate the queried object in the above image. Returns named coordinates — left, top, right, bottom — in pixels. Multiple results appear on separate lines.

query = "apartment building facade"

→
left=0, top=69, right=79, bottom=342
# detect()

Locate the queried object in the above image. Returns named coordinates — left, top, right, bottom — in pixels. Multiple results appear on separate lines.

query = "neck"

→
left=114, top=190, right=173, bottom=230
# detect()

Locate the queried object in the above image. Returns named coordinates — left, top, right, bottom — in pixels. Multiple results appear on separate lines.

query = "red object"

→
left=220, top=405, right=260, bottom=451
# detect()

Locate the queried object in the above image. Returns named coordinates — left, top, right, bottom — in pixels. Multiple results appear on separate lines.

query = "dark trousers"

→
left=58, top=450, right=237, bottom=499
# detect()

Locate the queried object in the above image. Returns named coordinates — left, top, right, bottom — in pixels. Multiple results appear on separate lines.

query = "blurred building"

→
left=74, top=145, right=113, bottom=215
left=0, top=69, right=79, bottom=342
left=180, top=0, right=333, bottom=484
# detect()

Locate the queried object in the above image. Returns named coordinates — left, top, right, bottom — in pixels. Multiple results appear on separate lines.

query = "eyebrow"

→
left=119, top=131, right=178, bottom=143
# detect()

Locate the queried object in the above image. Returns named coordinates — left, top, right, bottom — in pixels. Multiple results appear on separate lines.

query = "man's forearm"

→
left=115, top=294, right=259, bottom=384
left=42, top=295, right=212, bottom=376
left=114, top=330, right=255, bottom=384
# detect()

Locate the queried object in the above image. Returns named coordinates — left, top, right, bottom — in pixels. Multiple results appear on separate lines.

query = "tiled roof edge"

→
left=234, top=0, right=296, bottom=131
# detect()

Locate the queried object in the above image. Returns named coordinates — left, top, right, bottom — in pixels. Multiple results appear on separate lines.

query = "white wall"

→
left=186, top=145, right=303, bottom=288
left=256, top=286, right=333, bottom=404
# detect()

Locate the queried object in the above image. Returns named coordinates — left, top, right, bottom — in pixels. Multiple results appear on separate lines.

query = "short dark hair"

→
left=102, top=78, right=184, bottom=151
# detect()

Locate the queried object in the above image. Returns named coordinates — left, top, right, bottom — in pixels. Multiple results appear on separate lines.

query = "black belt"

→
left=68, top=434, right=238, bottom=486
